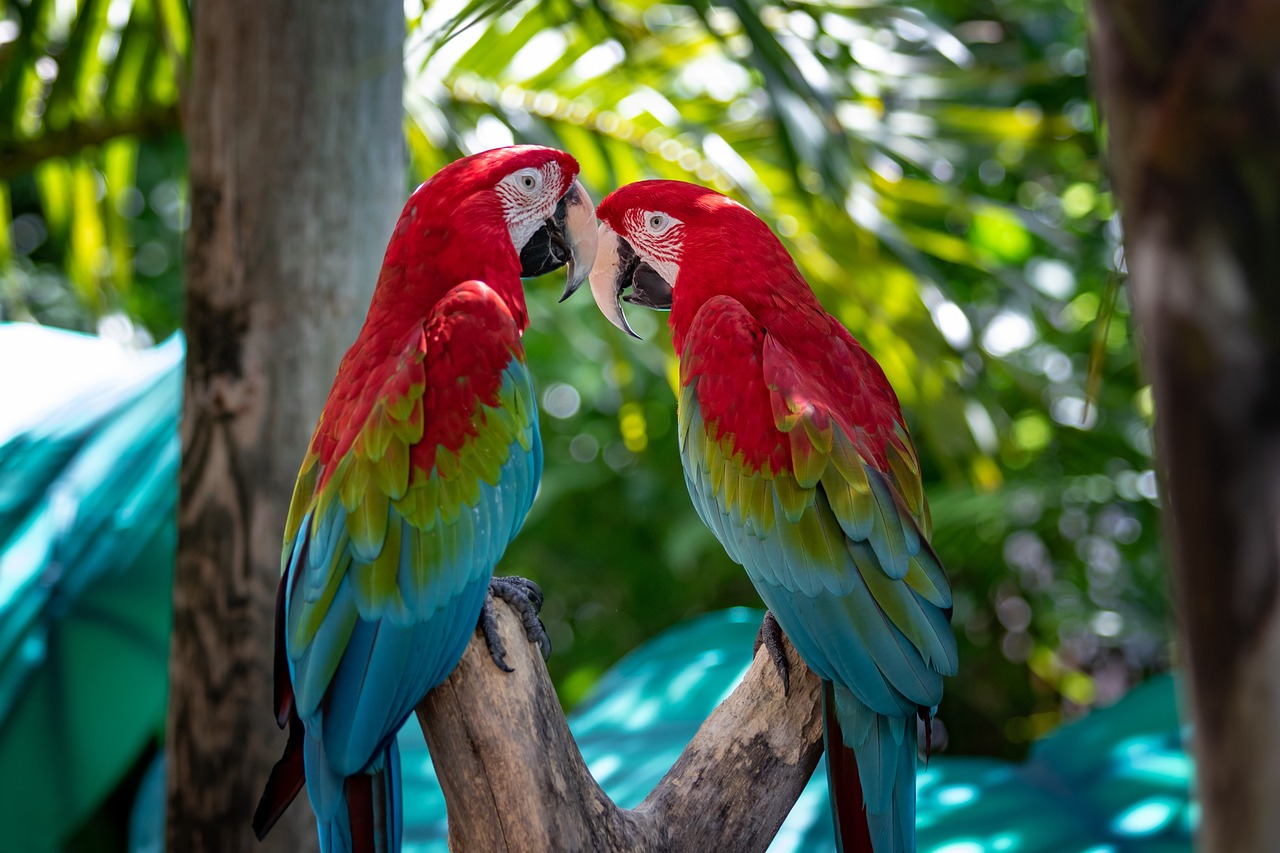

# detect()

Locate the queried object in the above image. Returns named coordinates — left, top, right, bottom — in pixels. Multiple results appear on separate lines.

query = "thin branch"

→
left=0, top=104, right=180, bottom=179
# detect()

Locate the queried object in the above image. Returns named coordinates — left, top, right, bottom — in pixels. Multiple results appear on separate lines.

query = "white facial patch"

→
left=630, top=209, right=684, bottom=286
left=498, top=162, right=564, bottom=252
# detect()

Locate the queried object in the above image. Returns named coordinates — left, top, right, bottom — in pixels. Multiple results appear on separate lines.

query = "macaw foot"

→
left=753, top=610, right=790, bottom=696
left=480, top=576, right=552, bottom=673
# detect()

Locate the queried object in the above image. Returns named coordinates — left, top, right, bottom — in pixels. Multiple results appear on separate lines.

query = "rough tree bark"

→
left=1089, top=1, right=1280, bottom=849
left=417, top=601, right=826, bottom=852
left=165, top=1, right=404, bottom=849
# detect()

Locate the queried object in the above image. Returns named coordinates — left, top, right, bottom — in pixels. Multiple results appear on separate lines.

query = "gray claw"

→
left=478, top=594, right=515, bottom=673
left=754, top=611, right=790, bottom=696
left=487, top=575, right=552, bottom=661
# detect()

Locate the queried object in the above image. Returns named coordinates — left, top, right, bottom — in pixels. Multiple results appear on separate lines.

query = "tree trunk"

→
left=417, top=601, right=825, bottom=852
left=165, top=1, right=404, bottom=849
left=1089, top=2, right=1280, bottom=849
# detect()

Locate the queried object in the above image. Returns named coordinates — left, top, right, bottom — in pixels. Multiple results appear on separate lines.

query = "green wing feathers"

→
left=678, top=296, right=957, bottom=719
left=282, top=281, right=538, bottom=656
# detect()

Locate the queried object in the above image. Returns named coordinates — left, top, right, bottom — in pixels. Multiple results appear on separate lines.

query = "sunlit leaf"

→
left=0, top=183, right=11, bottom=267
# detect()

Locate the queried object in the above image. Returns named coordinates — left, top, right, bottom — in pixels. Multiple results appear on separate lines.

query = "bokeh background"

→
left=0, top=0, right=1171, bottom=848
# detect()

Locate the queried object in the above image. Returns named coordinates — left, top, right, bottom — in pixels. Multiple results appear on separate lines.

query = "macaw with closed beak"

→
left=252, top=145, right=597, bottom=853
left=575, top=179, right=956, bottom=853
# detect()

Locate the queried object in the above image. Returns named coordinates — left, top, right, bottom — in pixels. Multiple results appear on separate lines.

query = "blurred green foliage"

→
left=1, top=0, right=1164, bottom=770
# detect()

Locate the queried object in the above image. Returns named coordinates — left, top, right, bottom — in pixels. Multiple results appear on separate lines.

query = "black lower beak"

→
left=624, top=263, right=673, bottom=311
left=519, top=196, right=571, bottom=279
left=617, top=237, right=673, bottom=311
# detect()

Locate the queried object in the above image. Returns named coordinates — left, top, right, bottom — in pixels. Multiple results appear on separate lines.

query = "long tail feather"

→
left=824, top=681, right=875, bottom=853
left=830, top=683, right=917, bottom=853
left=252, top=710, right=307, bottom=840
left=318, top=741, right=403, bottom=853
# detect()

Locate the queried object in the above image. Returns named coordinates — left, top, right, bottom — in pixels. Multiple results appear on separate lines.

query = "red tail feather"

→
left=347, top=772, right=377, bottom=853
left=252, top=711, right=306, bottom=840
left=824, top=682, right=875, bottom=853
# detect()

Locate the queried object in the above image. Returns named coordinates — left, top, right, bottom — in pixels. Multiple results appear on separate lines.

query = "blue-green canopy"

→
left=0, top=323, right=182, bottom=853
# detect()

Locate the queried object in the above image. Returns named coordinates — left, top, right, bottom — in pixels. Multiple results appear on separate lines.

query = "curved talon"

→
left=478, top=595, right=515, bottom=673
left=754, top=611, right=791, bottom=696
left=488, top=575, right=552, bottom=660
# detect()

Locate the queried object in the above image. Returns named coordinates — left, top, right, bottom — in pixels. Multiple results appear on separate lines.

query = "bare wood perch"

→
left=415, top=600, right=825, bottom=852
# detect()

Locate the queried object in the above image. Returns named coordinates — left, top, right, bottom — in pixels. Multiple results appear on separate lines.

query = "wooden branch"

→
left=416, top=600, right=825, bottom=852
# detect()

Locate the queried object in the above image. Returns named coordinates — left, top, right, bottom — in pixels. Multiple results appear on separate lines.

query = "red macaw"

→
left=251, top=146, right=597, bottom=852
left=578, top=180, right=956, bottom=853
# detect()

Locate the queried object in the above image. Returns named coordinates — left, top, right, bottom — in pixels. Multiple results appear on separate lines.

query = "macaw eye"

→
left=514, top=169, right=541, bottom=194
left=645, top=212, right=671, bottom=234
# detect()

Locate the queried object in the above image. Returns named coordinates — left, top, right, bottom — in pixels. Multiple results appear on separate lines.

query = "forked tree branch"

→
left=415, top=600, right=825, bottom=852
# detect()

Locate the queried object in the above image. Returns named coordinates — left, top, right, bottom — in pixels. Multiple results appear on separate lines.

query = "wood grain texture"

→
left=166, top=1, right=404, bottom=849
left=417, top=601, right=824, bottom=852
left=1089, top=1, right=1280, bottom=848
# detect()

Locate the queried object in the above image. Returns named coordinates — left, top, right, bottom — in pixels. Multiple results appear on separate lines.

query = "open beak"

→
left=557, top=180, right=598, bottom=299
left=519, top=179, right=598, bottom=293
left=583, top=224, right=674, bottom=339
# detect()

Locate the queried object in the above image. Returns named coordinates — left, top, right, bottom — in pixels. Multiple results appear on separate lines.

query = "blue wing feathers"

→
left=291, top=577, right=359, bottom=721
left=865, top=470, right=911, bottom=580
left=851, top=541, right=958, bottom=677
left=678, top=295, right=951, bottom=853
left=679, top=326, right=953, bottom=716
left=291, top=431, right=535, bottom=778
left=277, top=282, right=541, bottom=853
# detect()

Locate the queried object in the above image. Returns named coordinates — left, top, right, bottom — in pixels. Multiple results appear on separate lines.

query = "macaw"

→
left=576, top=180, right=957, bottom=853
left=251, top=145, right=597, bottom=853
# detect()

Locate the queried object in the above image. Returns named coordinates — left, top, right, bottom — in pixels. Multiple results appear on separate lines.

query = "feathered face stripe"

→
left=621, top=207, right=684, bottom=286
left=497, top=161, right=566, bottom=253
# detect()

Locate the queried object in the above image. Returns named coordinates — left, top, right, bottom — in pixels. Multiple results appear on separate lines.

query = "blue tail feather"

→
left=834, top=683, right=917, bottom=853
left=307, top=736, right=402, bottom=853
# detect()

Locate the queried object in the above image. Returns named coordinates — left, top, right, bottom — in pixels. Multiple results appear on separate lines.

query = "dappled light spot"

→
left=1112, top=797, right=1177, bottom=836
left=1027, top=257, right=1076, bottom=299
left=587, top=753, right=622, bottom=784
left=981, top=310, right=1036, bottom=357
left=664, top=650, right=725, bottom=701
left=465, top=114, right=514, bottom=152
left=569, top=40, right=624, bottom=82
left=1050, top=395, right=1098, bottom=430
left=569, top=433, right=599, bottom=462
left=1090, top=610, right=1122, bottom=637
left=507, top=29, right=568, bottom=80
left=542, top=382, right=581, bottom=419
left=1113, top=736, right=1193, bottom=784
left=935, top=784, right=978, bottom=807
left=930, top=299, right=973, bottom=349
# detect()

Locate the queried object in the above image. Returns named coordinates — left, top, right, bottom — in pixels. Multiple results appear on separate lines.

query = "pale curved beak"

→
left=585, top=223, right=640, bottom=339
left=557, top=180, right=598, bottom=302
